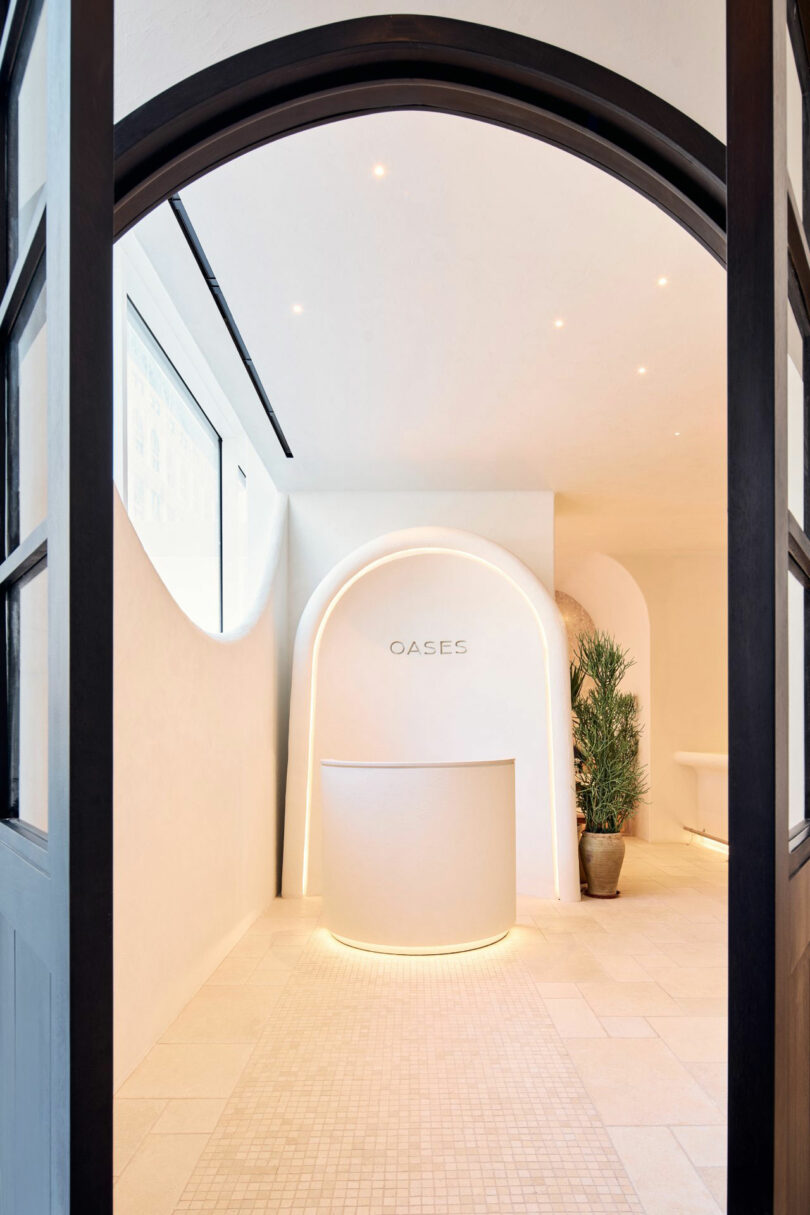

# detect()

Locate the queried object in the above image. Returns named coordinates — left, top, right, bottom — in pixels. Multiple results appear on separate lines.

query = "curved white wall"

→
left=114, top=231, right=280, bottom=636
left=283, top=527, right=580, bottom=902
left=556, top=552, right=652, bottom=839
left=113, top=492, right=288, bottom=1087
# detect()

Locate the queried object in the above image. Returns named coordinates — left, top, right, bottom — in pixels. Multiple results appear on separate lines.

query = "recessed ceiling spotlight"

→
left=372, top=163, right=387, bottom=178
left=553, top=318, right=565, bottom=328
left=292, top=303, right=304, bottom=315
left=657, top=276, right=669, bottom=287
left=674, top=430, right=681, bottom=436
left=637, top=366, right=647, bottom=375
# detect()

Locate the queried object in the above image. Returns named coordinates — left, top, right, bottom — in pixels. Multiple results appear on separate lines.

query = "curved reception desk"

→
left=321, top=759, right=516, bottom=954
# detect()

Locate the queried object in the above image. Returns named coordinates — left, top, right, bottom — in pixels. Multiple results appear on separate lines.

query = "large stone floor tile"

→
left=700, top=1166, right=728, bottom=1212
left=673, top=1125, right=727, bottom=1168
left=686, top=1061, right=728, bottom=1113
left=113, top=1098, right=167, bottom=1177
left=578, top=981, right=681, bottom=1017
left=647, top=966, right=728, bottom=1000
left=647, top=1016, right=727, bottom=1063
left=608, top=1126, right=723, bottom=1215
left=543, top=996, right=606, bottom=1038
left=565, top=1038, right=723, bottom=1125
left=114, top=1133, right=208, bottom=1215
left=117, top=1043, right=254, bottom=1099
left=161, top=984, right=282, bottom=1043
left=599, top=1016, right=657, bottom=1038
left=152, top=1098, right=227, bottom=1134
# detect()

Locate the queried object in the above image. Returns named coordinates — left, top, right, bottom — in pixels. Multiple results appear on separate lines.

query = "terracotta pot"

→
left=579, top=831, right=625, bottom=898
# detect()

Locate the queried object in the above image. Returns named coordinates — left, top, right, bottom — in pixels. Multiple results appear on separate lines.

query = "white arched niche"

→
left=282, top=527, right=580, bottom=902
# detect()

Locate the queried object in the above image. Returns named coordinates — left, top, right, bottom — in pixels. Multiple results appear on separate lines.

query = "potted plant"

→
left=570, top=631, right=647, bottom=898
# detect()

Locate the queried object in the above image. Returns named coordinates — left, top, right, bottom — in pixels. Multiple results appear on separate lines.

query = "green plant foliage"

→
left=570, top=630, right=648, bottom=834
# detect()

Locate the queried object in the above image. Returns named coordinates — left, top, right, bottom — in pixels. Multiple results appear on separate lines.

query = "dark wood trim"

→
left=47, top=0, right=114, bottom=1206
left=113, top=14, right=726, bottom=261
left=726, top=1, right=786, bottom=1209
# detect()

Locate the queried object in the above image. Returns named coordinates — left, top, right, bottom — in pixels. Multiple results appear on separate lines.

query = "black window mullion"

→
left=0, top=0, right=45, bottom=830
left=0, top=0, right=32, bottom=92
left=0, top=515, right=44, bottom=588
left=787, top=1, right=810, bottom=872
left=805, top=331, right=810, bottom=533
left=0, top=194, right=42, bottom=336
left=789, top=1, right=810, bottom=233
left=1, top=547, right=44, bottom=826
left=788, top=508, right=810, bottom=867
left=790, top=512, right=810, bottom=580
left=805, top=571, right=810, bottom=838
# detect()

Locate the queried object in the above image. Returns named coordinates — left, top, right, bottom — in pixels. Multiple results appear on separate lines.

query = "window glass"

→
left=788, top=306, right=805, bottom=528
left=789, top=570, right=808, bottom=834
left=126, top=301, right=222, bottom=632
left=6, top=560, right=48, bottom=831
left=7, top=0, right=47, bottom=268
left=788, top=23, right=805, bottom=214
left=6, top=265, right=47, bottom=552
left=234, top=464, right=248, bottom=627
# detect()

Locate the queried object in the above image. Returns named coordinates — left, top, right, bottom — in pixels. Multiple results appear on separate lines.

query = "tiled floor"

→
left=114, top=839, right=727, bottom=1214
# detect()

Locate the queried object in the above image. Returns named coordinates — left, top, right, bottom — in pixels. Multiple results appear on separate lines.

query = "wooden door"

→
left=727, top=1, right=810, bottom=1210
left=0, top=0, right=113, bottom=1209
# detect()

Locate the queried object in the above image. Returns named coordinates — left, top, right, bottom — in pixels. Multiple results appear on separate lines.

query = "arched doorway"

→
left=102, top=11, right=796, bottom=1213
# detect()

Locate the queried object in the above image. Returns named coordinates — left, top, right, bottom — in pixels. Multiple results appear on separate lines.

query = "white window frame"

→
left=114, top=232, right=272, bottom=633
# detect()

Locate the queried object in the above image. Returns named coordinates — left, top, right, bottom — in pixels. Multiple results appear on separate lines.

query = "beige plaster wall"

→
left=113, top=493, right=287, bottom=1087
left=621, top=550, right=728, bottom=842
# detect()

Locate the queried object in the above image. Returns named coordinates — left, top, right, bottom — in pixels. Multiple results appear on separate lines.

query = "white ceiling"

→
left=132, top=109, right=726, bottom=529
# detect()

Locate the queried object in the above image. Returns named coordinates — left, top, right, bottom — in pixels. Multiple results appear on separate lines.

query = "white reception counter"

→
left=321, top=758, right=516, bottom=954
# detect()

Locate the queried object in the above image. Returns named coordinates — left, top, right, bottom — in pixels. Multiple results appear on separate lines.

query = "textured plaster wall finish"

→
left=321, top=759, right=516, bottom=953
left=113, top=493, right=288, bottom=1087
left=555, top=553, right=653, bottom=840
left=283, top=527, right=580, bottom=903
left=114, top=0, right=725, bottom=138
left=621, top=550, right=728, bottom=843
left=287, top=491, right=555, bottom=648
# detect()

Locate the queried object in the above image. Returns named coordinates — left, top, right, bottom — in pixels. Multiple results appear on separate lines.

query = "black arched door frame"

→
left=112, top=10, right=755, bottom=1206
left=113, top=14, right=726, bottom=259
